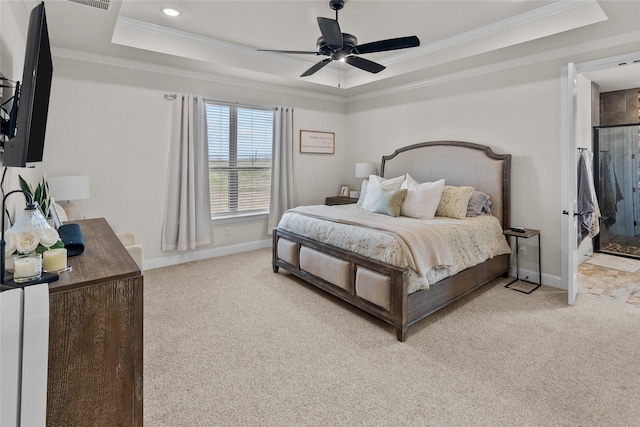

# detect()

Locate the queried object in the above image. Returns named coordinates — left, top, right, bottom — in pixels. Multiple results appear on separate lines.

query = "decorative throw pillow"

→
left=357, top=179, right=368, bottom=206
left=361, top=174, right=405, bottom=211
left=466, top=190, right=491, bottom=217
left=436, top=185, right=475, bottom=219
left=373, top=188, right=407, bottom=217
left=400, top=174, right=445, bottom=219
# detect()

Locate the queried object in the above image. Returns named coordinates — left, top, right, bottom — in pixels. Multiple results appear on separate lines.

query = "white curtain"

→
left=268, top=107, right=294, bottom=232
left=161, top=95, right=212, bottom=251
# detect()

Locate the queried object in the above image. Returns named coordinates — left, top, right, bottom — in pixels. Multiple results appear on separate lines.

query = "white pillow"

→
left=361, top=174, right=405, bottom=211
left=400, top=175, right=445, bottom=219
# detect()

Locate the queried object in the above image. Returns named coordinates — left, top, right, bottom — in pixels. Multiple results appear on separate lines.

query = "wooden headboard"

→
left=380, top=141, right=511, bottom=228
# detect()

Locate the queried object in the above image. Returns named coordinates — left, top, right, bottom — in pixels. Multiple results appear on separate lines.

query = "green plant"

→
left=18, top=175, right=51, bottom=218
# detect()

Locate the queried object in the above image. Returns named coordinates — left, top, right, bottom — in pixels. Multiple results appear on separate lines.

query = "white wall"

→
left=0, top=1, right=28, bottom=79
left=346, top=62, right=563, bottom=283
left=40, top=57, right=348, bottom=266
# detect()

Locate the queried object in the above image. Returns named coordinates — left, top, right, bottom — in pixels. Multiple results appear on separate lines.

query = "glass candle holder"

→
left=13, top=253, right=42, bottom=283
left=43, top=248, right=68, bottom=273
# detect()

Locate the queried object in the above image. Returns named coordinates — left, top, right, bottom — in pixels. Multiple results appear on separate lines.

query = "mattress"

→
left=277, top=204, right=511, bottom=293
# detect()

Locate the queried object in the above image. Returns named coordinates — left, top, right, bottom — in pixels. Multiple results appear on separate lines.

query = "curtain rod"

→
left=162, top=93, right=283, bottom=110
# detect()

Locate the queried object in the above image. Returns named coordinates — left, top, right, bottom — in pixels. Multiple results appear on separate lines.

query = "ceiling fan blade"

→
left=352, top=36, right=420, bottom=55
left=257, top=49, right=319, bottom=55
left=317, top=17, right=343, bottom=50
left=301, top=58, right=333, bottom=77
left=344, top=56, right=385, bottom=74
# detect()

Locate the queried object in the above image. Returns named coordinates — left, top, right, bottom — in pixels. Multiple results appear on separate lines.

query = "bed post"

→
left=272, top=231, right=279, bottom=273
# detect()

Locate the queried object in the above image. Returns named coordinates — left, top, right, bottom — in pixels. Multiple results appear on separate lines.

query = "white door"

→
left=560, top=62, right=579, bottom=305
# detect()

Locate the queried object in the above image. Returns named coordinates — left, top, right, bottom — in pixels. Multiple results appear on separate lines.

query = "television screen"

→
left=2, top=2, right=52, bottom=168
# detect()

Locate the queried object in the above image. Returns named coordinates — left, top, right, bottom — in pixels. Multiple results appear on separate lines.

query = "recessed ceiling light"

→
left=162, top=8, right=181, bottom=17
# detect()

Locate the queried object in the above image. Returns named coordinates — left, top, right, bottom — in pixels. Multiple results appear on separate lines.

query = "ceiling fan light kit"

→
left=258, top=0, right=420, bottom=78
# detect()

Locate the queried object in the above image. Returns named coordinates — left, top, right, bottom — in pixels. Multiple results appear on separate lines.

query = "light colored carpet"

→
left=144, top=248, right=640, bottom=426
left=585, top=253, right=640, bottom=273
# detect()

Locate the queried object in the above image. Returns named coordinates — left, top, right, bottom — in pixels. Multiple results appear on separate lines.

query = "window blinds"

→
left=206, top=103, right=273, bottom=216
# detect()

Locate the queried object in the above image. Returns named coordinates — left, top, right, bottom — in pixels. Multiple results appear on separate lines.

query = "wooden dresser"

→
left=46, top=218, right=143, bottom=426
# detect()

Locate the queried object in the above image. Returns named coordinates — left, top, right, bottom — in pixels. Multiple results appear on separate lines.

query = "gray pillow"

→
left=373, top=188, right=407, bottom=217
left=466, top=191, right=491, bottom=217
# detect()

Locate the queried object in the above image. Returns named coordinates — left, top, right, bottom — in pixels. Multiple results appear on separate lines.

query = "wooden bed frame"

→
left=272, top=141, right=511, bottom=341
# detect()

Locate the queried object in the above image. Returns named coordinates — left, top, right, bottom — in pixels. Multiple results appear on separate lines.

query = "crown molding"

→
left=51, top=47, right=348, bottom=104
left=51, top=26, right=639, bottom=106
left=382, top=0, right=604, bottom=67
left=346, top=29, right=640, bottom=103
left=115, top=16, right=313, bottom=70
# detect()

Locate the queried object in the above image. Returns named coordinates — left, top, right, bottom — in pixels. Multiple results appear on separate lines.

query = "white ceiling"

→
left=25, top=0, right=640, bottom=98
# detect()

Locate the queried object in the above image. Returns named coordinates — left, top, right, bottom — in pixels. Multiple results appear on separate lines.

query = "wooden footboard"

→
left=272, top=228, right=508, bottom=341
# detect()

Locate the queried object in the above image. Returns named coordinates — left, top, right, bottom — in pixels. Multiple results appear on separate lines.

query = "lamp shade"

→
left=355, top=162, right=377, bottom=178
left=48, top=176, right=90, bottom=201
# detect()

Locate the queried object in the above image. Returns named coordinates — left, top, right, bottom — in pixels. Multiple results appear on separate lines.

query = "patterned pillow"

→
left=436, top=185, right=475, bottom=219
left=373, top=188, right=407, bottom=217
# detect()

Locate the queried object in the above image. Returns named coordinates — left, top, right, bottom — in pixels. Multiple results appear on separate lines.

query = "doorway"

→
left=560, top=52, right=640, bottom=305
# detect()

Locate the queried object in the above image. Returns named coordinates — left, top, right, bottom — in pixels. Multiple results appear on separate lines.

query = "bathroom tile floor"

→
left=578, top=261, right=640, bottom=308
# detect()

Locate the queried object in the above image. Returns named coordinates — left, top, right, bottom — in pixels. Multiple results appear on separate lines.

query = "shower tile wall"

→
left=600, top=88, right=640, bottom=125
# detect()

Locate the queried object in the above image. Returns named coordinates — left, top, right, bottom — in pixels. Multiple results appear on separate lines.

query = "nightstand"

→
left=503, top=227, right=541, bottom=294
left=325, top=196, right=359, bottom=206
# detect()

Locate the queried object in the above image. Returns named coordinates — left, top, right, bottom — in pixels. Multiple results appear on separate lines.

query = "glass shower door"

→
left=594, top=124, right=640, bottom=257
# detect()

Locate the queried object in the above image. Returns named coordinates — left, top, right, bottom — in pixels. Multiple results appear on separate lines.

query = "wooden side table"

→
left=503, top=227, right=541, bottom=294
left=325, top=196, right=359, bottom=206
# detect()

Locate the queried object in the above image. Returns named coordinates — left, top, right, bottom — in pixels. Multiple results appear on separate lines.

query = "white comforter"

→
left=277, top=204, right=511, bottom=293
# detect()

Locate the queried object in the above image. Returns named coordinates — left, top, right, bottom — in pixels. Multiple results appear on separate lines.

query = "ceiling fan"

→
left=258, top=0, right=420, bottom=77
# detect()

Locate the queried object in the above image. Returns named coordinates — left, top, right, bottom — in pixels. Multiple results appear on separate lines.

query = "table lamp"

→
left=353, top=162, right=377, bottom=199
left=355, top=162, right=377, bottom=179
left=48, top=176, right=90, bottom=220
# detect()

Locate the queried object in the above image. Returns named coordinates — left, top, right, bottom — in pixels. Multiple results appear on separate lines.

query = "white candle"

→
left=43, top=248, right=67, bottom=272
left=13, top=255, right=41, bottom=279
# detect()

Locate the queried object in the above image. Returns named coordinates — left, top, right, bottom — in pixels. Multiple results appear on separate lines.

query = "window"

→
left=205, top=101, right=273, bottom=217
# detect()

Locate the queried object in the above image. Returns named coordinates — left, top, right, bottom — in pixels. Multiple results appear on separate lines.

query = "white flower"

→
left=4, top=233, right=16, bottom=257
left=14, top=232, right=39, bottom=254
left=38, top=228, right=60, bottom=248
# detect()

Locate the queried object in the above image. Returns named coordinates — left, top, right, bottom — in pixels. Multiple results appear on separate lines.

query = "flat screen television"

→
left=2, top=2, right=53, bottom=168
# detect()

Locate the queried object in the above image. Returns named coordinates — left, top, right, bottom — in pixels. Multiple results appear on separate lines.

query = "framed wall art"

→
left=300, top=130, right=335, bottom=154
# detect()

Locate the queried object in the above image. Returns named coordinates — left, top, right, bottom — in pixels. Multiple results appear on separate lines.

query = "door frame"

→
left=560, top=52, right=640, bottom=305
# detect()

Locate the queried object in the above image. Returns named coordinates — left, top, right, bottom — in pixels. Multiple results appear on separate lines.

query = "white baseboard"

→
left=146, top=243, right=564, bottom=291
left=509, top=266, right=563, bottom=290
left=145, top=239, right=272, bottom=270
